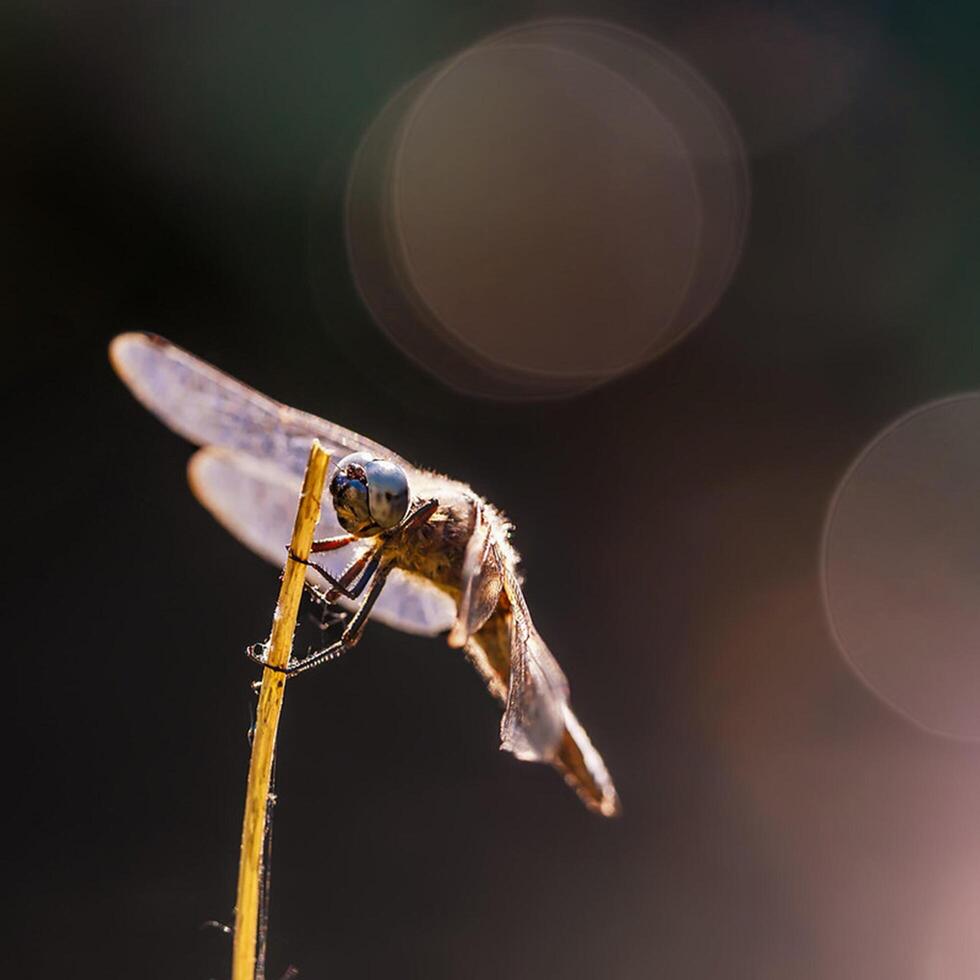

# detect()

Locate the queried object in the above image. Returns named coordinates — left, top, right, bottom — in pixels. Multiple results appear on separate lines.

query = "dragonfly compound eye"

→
left=363, top=459, right=410, bottom=529
left=330, top=452, right=375, bottom=534
left=330, top=453, right=410, bottom=534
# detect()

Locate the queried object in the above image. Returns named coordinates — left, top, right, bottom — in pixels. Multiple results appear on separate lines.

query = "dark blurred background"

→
left=5, top=1, right=980, bottom=977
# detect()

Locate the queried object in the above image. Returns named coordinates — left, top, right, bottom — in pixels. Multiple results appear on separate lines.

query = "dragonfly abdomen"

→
left=466, top=607, right=620, bottom=816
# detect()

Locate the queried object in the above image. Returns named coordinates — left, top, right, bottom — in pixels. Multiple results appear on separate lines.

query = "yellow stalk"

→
left=232, top=440, right=330, bottom=980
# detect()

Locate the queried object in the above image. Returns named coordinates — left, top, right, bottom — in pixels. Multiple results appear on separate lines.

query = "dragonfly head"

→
left=329, top=452, right=410, bottom=536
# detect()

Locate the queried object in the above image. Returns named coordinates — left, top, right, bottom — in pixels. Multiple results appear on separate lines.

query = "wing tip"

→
left=185, top=446, right=214, bottom=499
left=108, top=330, right=162, bottom=363
left=186, top=447, right=231, bottom=536
left=108, top=331, right=170, bottom=394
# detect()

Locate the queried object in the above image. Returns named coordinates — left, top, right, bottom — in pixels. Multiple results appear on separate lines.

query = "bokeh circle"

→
left=343, top=18, right=749, bottom=399
left=823, top=394, right=980, bottom=738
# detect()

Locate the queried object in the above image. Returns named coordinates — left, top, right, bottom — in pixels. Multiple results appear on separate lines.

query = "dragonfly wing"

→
left=189, top=447, right=457, bottom=636
left=499, top=567, right=570, bottom=762
left=463, top=590, right=620, bottom=815
left=110, top=333, right=414, bottom=478
left=447, top=502, right=504, bottom=648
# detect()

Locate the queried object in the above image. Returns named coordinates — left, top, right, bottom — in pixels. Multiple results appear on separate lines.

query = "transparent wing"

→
left=188, top=447, right=457, bottom=636
left=462, top=569, right=620, bottom=814
left=447, top=503, right=504, bottom=648
left=110, top=333, right=416, bottom=479
left=499, top=565, right=570, bottom=762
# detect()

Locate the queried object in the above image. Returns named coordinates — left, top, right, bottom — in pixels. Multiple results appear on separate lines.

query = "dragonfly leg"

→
left=304, top=583, right=348, bottom=630
left=288, top=547, right=381, bottom=600
left=400, top=498, right=438, bottom=531
left=247, top=566, right=391, bottom=676
left=310, top=534, right=356, bottom=553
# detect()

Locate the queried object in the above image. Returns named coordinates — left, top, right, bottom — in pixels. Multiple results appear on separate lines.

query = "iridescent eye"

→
left=363, top=459, right=410, bottom=529
left=335, top=451, right=373, bottom=477
left=329, top=453, right=374, bottom=534
left=330, top=453, right=410, bottom=535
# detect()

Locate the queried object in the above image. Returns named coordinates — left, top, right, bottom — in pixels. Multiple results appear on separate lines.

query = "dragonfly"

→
left=110, top=333, right=619, bottom=816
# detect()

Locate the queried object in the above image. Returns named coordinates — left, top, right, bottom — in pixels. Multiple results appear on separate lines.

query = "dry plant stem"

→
left=232, top=440, right=330, bottom=980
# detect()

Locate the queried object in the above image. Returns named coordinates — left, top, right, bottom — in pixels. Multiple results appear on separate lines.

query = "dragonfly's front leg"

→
left=289, top=546, right=381, bottom=601
left=288, top=499, right=434, bottom=599
left=247, top=565, right=392, bottom=676
left=247, top=545, right=378, bottom=667
left=310, top=534, right=357, bottom=554
left=402, top=498, right=438, bottom=530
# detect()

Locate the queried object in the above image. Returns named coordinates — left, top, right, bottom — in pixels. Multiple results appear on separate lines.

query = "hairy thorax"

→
left=387, top=484, right=477, bottom=598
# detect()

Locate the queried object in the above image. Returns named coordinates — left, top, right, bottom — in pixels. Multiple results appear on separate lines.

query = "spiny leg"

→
left=403, top=498, right=438, bottom=531
left=301, top=544, right=378, bottom=612
left=249, top=548, right=372, bottom=664
left=310, top=533, right=357, bottom=553
left=287, top=501, right=435, bottom=656
left=304, top=582, right=348, bottom=630
left=286, top=498, right=434, bottom=599
left=247, top=499, right=436, bottom=675
left=247, top=565, right=391, bottom=676
left=288, top=546, right=381, bottom=600
left=250, top=548, right=378, bottom=663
